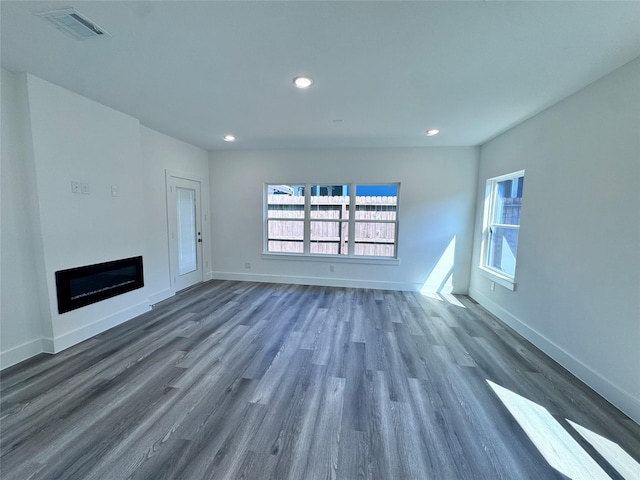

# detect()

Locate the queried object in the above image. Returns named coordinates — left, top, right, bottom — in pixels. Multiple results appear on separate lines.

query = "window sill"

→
left=478, top=266, right=516, bottom=291
left=261, top=252, right=400, bottom=266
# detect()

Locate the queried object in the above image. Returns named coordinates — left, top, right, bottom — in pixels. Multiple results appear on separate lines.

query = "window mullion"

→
left=347, top=184, right=356, bottom=256
left=303, top=184, right=311, bottom=254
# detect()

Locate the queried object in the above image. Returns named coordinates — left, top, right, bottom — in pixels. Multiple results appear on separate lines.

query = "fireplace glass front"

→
left=55, top=256, right=144, bottom=314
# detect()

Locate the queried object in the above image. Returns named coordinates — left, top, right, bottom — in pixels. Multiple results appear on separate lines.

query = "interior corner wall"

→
left=0, top=69, right=45, bottom=368
left=140, top=125, right=211, bottom=305
left=24, top=74, right=150, bottom=353
left=469, top=58, right=640, bottom=423
left=209, top=147, right=478, bottom=292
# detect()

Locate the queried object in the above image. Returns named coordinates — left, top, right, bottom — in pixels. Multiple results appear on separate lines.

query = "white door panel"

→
left=168, top=175, right=203, bottom=291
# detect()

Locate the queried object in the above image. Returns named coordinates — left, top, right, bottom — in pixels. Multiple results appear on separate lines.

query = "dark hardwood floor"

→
left=1, top=280, right=639, bottom=479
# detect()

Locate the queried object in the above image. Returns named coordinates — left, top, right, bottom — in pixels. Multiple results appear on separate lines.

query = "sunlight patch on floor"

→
left=567, top=419, right=640, bottom=480
left=487, top=380, right=611, bottom=479
left=419, top=291, right=466, bottom=308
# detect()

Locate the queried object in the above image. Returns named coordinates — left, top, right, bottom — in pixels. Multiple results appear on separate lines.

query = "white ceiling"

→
left=2, top=1, right=639, bottom=151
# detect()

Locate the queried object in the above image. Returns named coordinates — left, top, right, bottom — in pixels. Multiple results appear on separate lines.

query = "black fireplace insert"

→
left=55, top=256, right=144, bottom=314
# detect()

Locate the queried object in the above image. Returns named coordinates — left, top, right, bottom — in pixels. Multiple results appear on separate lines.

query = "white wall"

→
left=469, top=58, right=640, bottom=422
left=0, top=69, right=44, bottom=367
left=210, top=147, right=478, bottom=292
left=25, top=74, right=150, bottom=352
left=141, top=125, right=210, bottom=304
left=0, top=72, right=212, bottom=368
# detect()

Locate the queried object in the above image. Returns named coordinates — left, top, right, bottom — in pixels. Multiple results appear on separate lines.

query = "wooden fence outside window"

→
left=267, top=195, right=397, bottom=257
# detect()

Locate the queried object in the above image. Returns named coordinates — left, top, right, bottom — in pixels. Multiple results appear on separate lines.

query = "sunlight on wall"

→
left=421, top=236, right=456, bottom=294
left=420, top=236, right=464, bottom=307
left=487, top=380, right=638, bottom=479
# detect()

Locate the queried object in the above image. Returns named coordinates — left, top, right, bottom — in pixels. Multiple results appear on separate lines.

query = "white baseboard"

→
left=211, top=270, right=420, bottom=292
left=469, top=287, right=640, bottom=424
left=51, top=302, right=151, bottom=353
left=41, top=337, right=55, bottom=354
left=0, top=338, right=45, bottom=370
left=1, top=301, right=152, bottom=370
left=419, top=283, right=454, bottom=294
left=148, top=288, right=173, bottom=306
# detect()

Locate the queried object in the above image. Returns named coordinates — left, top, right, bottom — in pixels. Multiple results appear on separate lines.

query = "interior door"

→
left=168, top=175, right=203, bottom=291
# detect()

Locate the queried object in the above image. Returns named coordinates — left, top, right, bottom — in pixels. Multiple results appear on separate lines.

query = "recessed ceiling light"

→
left=223, top=134, right=236, bottom=142
left=293, top=76, right=313, bottom=89
left=426, top=129, right=440, bottom=136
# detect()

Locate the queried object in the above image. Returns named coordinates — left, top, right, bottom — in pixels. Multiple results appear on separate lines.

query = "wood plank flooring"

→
left=1, top=280, right=639, bottom=479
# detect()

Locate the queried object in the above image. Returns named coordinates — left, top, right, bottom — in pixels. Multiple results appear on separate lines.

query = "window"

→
left=265, top=184, right=398, bottom=259
left=266, top=184, right=305, bottom=254
left=480, top=171, right=524, bottom=287
left=354, top=185, right=397, bottom=257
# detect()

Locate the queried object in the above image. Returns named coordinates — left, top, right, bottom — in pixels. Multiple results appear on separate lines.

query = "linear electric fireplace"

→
left=55, top=256, right=144, bottom=314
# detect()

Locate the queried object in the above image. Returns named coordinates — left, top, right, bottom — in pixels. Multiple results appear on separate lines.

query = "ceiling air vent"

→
left=36, top=8, right=110, bottom=39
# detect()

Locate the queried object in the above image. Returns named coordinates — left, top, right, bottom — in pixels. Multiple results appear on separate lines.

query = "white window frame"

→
left=263, top=183, right=400, bottom=264
left=479, top=170, right=524, bottom=290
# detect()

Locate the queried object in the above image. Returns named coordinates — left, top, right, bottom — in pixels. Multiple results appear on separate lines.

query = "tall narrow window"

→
left=481, top=171, right=524, bottom=286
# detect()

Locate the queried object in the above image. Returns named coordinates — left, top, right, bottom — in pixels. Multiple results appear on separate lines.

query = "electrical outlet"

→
left=490, top=281, right=496, bottom=291
left=329, top=265, right=335, bottom=273
left=81, top=182, right=90, bottom=195
left=244, top=262, right=251, bottom=269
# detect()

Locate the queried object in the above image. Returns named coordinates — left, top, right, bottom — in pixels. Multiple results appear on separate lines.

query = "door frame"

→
left=166, top=169, right=204, bottom=293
